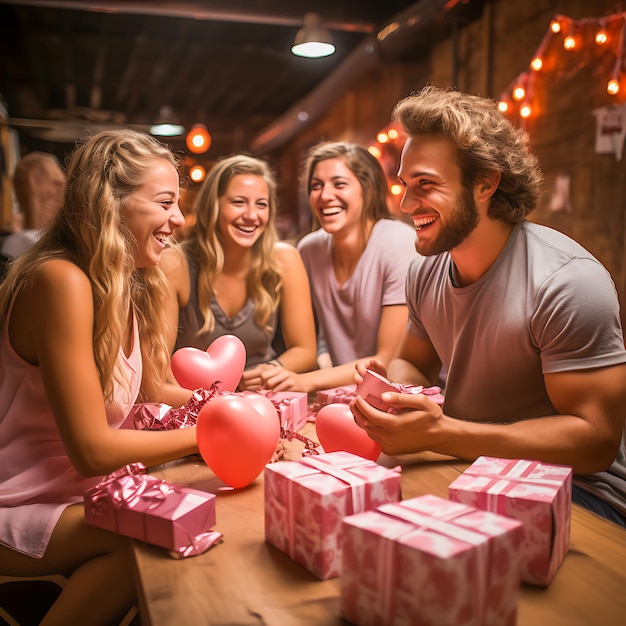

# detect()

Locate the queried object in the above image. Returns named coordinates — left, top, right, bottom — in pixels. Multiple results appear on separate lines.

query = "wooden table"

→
left=133, top=425, right=626, bottom=625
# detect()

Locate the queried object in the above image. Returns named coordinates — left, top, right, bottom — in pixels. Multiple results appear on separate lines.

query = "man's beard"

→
left=415, top=186, right=479, bottom=257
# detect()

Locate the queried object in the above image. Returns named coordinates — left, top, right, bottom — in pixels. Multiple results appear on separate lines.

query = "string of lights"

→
left=498, top=12, right=626, bottom=121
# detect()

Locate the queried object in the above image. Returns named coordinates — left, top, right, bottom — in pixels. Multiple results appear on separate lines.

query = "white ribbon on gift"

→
left=374, top=502, right=490, bottom=624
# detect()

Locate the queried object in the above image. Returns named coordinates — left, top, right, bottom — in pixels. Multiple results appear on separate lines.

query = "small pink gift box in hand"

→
left=84, top=463, right=221, bottom=558
left=448, top=456, right=573, bottom=586
left=356, top=369, right=444, bottom=413
left=264, top=451, right=402, bottom=580
left=341, top=494, right=523, bottom=626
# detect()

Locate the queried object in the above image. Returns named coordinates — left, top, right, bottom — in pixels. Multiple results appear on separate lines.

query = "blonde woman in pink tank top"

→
left=0, top=130, right=198, bottom=624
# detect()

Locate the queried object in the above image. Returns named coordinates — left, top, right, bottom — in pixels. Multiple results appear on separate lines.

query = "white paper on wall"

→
left=592, top=104, right=626, bottom=161
left=549, top=173, right=571, bottom=213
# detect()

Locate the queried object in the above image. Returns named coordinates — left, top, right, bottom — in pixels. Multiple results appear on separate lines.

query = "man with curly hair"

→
left=353, top=85, right=626, bottom=526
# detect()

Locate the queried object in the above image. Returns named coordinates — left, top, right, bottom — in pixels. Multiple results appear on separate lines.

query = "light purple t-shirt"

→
left=298, top=218, right=417, bottom=365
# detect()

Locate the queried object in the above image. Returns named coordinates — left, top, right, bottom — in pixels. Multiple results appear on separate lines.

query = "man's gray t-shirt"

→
left=406, top=220, right=626, bottom=514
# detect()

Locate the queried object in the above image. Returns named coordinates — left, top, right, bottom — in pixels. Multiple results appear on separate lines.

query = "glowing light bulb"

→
left=607, top=78, right=620, bottom=95
left=550, top=20, right=561, bottom=34
left=377, top=132, right=389, bottom=143
left=530, top=57, right=543, bottom=71
left=185, top=124, right=212, bottom=154
left=189, top=164, right=206, bottom=183
left=563, top=35, right=576, bottom=50
left=390, top=184, right=403, bottom=196
left=595, top=30, right=609, bottom=45
left=512, top=85, right=526, bottom=101
left=387, top=128, right=399, bottom=140
left=368, top=145, right=382, bottom=159
left=520, top=104, right=532, bottom=118
left=498, top=100, right=509, bottom=113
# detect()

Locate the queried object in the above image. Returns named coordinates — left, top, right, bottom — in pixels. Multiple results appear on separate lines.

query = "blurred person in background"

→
left=1, top=152, right=66, bottom=261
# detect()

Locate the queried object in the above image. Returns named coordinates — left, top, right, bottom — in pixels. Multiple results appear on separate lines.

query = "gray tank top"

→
left=176, top=251, right=278, bottom=369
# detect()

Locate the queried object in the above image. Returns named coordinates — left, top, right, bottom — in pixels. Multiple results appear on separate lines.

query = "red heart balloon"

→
left=315, top=403, right=382, bottom=462
left=171, top=334, right=246, bottom=392
left=196, top=394, right=280, bottom=489
left=240, top=392, right=281, bottom=424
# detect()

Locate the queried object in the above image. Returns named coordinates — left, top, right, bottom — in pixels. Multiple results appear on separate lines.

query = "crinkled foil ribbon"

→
left=273, top=397, right=320, bottom=456
left=386, top=382, right=445, bottom=405
left=88, top=462, right=222, bottom=558
left=132, top=385, right=223, bottom=430
left=308, top=389, right=357, bottom=421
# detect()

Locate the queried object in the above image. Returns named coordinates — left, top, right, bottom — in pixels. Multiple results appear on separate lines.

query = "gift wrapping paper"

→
left=315, top=384, right=358, bottom=406
left=264, top=450, right=401, bottom=580
left=84, top=463, right=219, bottom=557
left=356, top=369, right=445, bottom=412
left=448, top=456, right=572, bottom=586
left=341, top=494, right=523, bottom=626
left=258, top=390, right=309, bottom=433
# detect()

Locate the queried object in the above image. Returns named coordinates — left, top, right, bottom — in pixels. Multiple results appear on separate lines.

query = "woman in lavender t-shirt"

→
left=290, top=141, right=418, bottom=393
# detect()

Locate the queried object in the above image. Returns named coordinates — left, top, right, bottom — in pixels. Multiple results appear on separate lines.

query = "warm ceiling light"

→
left=189, top=164, right=206, bottom=183
left=291, top=13, right=335, bottom=58
left=186, top=124, right=211, bottom=154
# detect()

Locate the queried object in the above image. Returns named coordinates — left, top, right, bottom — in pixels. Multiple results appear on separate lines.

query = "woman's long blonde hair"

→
left=185, top=154, right=281, bottom=335
left=0, top=129, right=182, bottom=402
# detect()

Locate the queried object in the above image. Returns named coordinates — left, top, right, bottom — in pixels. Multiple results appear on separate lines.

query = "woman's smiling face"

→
left=120, top=158, right=184, bottom=268
left=217, top=174, right=270, bottom=249
left=308, top=157, right=364, bottom=235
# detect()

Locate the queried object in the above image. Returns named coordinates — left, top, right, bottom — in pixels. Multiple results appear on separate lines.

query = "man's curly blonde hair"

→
left=393, top=85, right=543, bottom=222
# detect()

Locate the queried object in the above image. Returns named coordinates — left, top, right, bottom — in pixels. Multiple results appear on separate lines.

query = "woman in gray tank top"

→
left=161, top=154, right=317, bottom=392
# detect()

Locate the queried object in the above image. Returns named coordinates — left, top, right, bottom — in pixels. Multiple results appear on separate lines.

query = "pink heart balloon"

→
left=315, top=403, right=382, bottom=462
left=171, top=334, right=246, bottom=392
left=197, top=394, right=280, bottom=489
left=240, top=392, right=281, bottom=425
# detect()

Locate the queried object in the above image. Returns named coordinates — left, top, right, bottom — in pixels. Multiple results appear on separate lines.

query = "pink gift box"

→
left=356, top=369, right=445, bottom=413
left=259, top=390, right=309, bottom=432
left=316, top=384, right=357, bottom=406
left=448, top=456, right=573, bottom=586
left=84, top=463, right=218, bottom=557
left=264, top=451, right=402, bottom=580
left=341, top=494, right=523, bottom=626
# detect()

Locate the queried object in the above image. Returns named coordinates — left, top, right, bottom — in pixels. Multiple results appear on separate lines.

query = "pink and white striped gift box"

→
left=448, top=456, right=572, bottom=586
left=264, top=451, right=401, bottom=580
left=341, top=494, right=523, bottom=626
